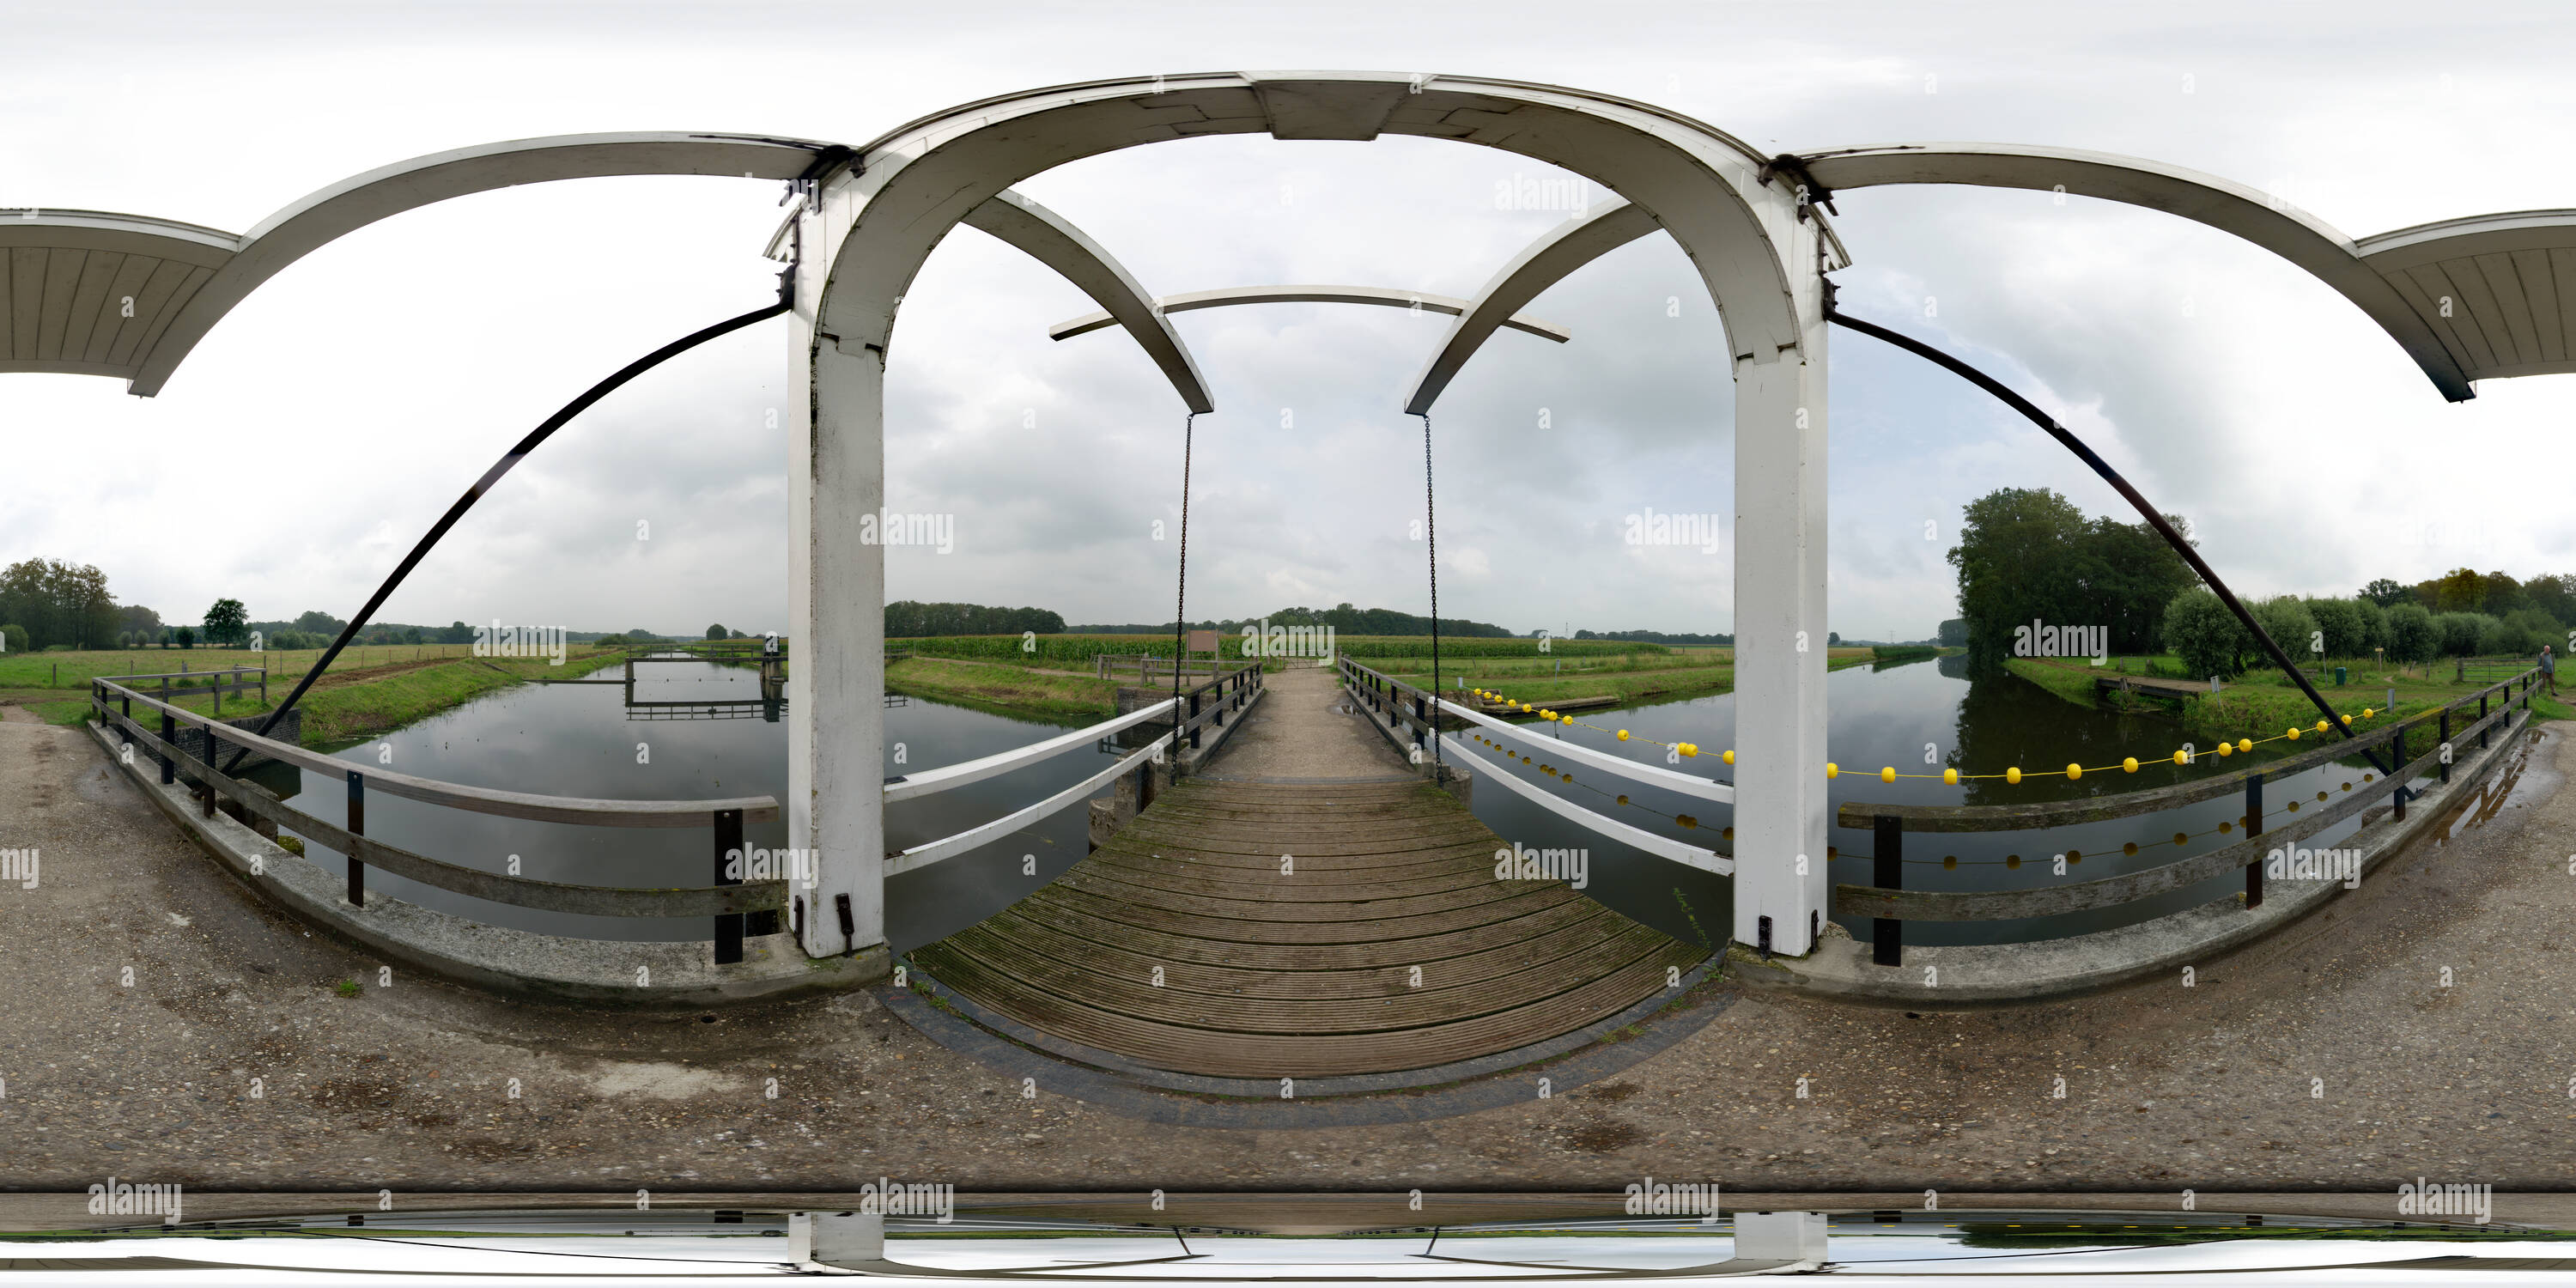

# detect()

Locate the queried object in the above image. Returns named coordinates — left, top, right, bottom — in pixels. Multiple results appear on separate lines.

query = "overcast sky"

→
left=5, top=1, right=2572, bottom=641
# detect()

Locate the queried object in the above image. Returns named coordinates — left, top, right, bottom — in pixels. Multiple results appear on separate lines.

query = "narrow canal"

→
left=256, top=654, right=2397, bottom=955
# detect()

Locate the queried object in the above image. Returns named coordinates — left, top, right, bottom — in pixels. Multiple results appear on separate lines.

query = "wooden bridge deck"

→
left=907, top=666, right=1705, bottom=1079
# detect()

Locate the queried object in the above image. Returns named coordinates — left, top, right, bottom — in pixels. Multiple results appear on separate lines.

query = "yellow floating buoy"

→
left=1615, top=729, right=1630, bottom=741
left=2315, top=720, right=2330, bottom=732
left=2123, top=756, right=2139, bottom=773
left=2006, top=767, right=2021, bottom=784
left=2172, top=749, right=2190, bottom=765
left=2238, top=738, right=2253, bottom=753
left=1942, top=768, right=1959, bottom=786
left=1722, top=749, right=1735, bottom=765
left=1880, top=766, right=1896, bottom=783
left=2363, top=708, right=2374, bottom=718
left=1826, top=762, right=1839, bottom=779
left=2286, top=726, right=2300, bottom=741
left=2066, top=762, right=2082, bottom=780
left=1679, top=742, right=1698, bottom=757
left=2217, top=742, right=2233, bottom=757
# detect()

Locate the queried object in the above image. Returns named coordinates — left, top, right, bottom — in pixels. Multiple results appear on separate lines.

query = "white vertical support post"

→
left=1734, top=1211, right=1829, bottom=1266
left=791, top=1210, right=885, bottom=1267
left=790, top=204, right=888, bottom=965
left=1730, top=200, right=1831, bottom=958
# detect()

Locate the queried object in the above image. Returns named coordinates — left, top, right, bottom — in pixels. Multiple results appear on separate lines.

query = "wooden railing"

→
left=1836, top=668, right=2542, bottom=965
left=882, top=664, right=1262, bottom=878
left=1334, top=656, right=1732, bottom=876
left=106, top=666, right=267, bottom=716
left=90, top=673, right=787, bottom=963
left=1094, top=653, right=1234, bottom=683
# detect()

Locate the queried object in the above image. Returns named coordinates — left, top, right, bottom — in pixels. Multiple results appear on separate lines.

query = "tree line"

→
left=1947, top=488, right=2576, bottom=679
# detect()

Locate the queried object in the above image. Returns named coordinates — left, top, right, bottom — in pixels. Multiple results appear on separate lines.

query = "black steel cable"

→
left=222, top=289, right=793, bottom=774
left=1825, top=304, right=2394, bottom=779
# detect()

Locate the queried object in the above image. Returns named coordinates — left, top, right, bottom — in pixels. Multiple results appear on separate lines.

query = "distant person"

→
left=2543, top=644, right=2559, bottom=698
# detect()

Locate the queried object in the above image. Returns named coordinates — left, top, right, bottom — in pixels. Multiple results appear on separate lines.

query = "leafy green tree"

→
left=0, top=558, right=118, bottom=649
left=2500, top=607, right=2564, bottom=655
left=2162, top=588, right=2248, bottom=679
left=2432, top=568, right=2487, bottom=614
left=1948, top=488, right=2196, bottom=671
left=2526, top=574, right=2576, bottom=625
left=707, top=623, right=730, bottom=640
left=1949, top=489, right=2096, bottom=671
left=2434, top=611, right=2493, bottom=658
left=2304, top=597, right=2367, bottom=659
left=2383, top=602, right=2438, bottom=663
left=2360, top=578, right=2411, bottom=607
left=1936, top=618, right=1968, bottom=647
left=0, top=624, right=27, bottom=654
left=2249, top=597, right=2318, bottom=672
left=2352, top=597, right=2389, bottom=654
left=2479, top=571, right=2528, bottom=618
left=294, top=610, right=348, bottom=635
left=204, top=598, right=249, bottom=647
left=172, top=625, right=196, bottom=650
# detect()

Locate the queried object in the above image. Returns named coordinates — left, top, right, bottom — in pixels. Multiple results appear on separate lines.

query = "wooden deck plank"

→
left=927, top=921, right=1682, bottom=1034
left=950, top=902, right=1660, bottom=999
left=911, top=743, right=1707, bottom=1078
left=913, top=936, right=1705, bottom=1076
left=994, top=896, right=1628, bottom=971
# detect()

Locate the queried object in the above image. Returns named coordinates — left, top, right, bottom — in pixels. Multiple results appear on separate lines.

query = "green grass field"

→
left=890, top=632, right=1669, bottom=669
left=15, top=645, right=624, bottom=745
left=2009, top=653, right=2569, bottom=750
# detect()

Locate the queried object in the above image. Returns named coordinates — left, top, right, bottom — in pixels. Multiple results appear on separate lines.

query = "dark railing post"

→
left=2391, top=722, right=2407, bottom=822
left=2245, top=772, right=2263, bottom=908
left=713, top=807, right=744, bottom=965
left=345, top=769, right=367, bottom=906
left=2481, top=689, right=2490, bottom=749
left=1872, top=814, right=1903, bottom=967
left=2439, top=710, right=2451, bottom=784
left=159, top=694, right=176, bottom=786
left=1188, top=692, right=1202, bottom=749
left=200, top=722, right=220, bottom=817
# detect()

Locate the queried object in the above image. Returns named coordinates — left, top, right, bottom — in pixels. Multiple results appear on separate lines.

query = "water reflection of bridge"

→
left=618, top=643, right=789, bottom=722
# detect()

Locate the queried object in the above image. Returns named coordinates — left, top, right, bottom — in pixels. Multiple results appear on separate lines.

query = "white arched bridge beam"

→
left=129, top=132, right=840, bottom=396
left=2353, top=209, right=2576, bottom=383
left=1799, top=142, right=2479, bottom=401
left=1047, top=283, right=1571, bottom=349
left=0, top=210, right=238, bottom=379
left=1402, top=197, right=1661, bottom=415
left=795, top=70, right=1836, bottom=963
left=963, top=191, right=1214, bottom=413
left=3, top=132, right=1199, bottom=403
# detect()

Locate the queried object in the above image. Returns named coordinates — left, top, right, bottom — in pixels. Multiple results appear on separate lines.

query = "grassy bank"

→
left=21, top=647, right=624, bottom=745
left=894, top=632, right=1669, bottom=669
left=884, top=656, right=1123, bottom=723
left=1381, top=647, right=1887, bottom=712
left=2008, top=654, right=2570, bottom=750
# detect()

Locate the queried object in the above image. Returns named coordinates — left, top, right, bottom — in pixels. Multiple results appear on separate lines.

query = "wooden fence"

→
left=90, top=672, right=787, bottom=963
left=1836, top=669, right=2541, bottom=964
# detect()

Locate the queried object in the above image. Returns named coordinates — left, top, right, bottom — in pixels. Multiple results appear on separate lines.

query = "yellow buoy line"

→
left=1465, top=686, right=2415, bottom=786
left=1466, top=731, right=2380, bottom=866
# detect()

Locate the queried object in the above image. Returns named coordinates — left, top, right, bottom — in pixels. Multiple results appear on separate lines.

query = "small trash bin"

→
left=2334, top=666, right=2348, bottom=686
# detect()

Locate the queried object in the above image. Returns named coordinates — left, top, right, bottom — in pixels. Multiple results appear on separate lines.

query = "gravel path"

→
left=1, top=714, right=2567, bottom=1200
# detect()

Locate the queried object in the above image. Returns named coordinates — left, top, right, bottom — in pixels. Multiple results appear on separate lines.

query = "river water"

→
left=261, top=656, right=2399, bottom=953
